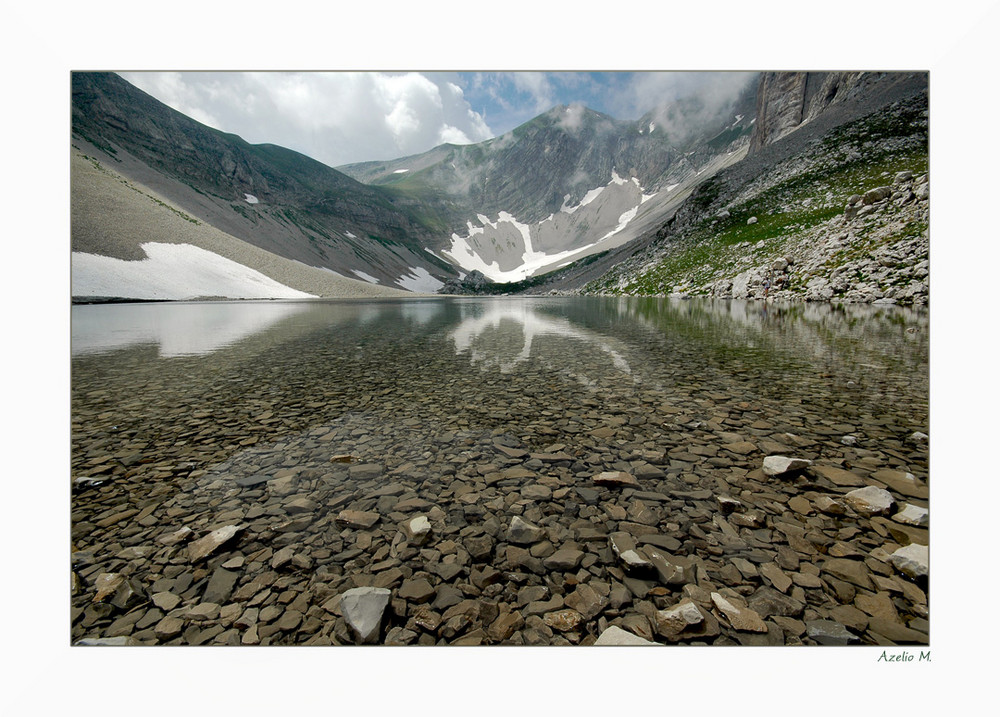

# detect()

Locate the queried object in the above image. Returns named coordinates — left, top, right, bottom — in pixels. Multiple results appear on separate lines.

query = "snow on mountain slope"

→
left=72, top=243, right=317, bottom=300
left=439, top=170, right=656, bottom=282
left=396, top=267, right=445, bottom=293
left=71, top=149, right=414, bottom=300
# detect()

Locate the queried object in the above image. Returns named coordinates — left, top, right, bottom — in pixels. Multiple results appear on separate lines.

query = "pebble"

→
left=70, top=297, right=928, bottom=647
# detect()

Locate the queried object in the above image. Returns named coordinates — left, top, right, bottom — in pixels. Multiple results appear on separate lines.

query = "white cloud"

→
left=119, top=71, right=495, bottom=167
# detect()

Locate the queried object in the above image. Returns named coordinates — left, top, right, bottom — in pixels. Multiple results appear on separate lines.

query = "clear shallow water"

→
left=71, top=296, right=929, bottom=489
left=70, top=296, right=929, bottom=645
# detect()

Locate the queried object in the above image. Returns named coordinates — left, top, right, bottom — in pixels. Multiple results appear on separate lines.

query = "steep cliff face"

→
left=748, top=72, right=926, bottom=155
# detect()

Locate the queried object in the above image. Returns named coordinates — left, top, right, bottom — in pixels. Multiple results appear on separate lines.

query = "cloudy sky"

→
left=119, top=71, right=757, bottom=168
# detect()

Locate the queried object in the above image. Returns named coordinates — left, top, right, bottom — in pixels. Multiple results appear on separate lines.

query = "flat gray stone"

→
left=543, top=548, right=585, bottom=571
left=806, top=619, right=856, bottom=645
left=187, top=525, right=241, bottom=562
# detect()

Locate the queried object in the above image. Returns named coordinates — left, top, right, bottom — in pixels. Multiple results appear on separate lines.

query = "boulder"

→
left=543, top=609, right=584, bottom=632
left=862, top=186, right=893, bottom=205
left=564, top=583, right=607, bottom=620
left=806, top=619, right=857, bottom=645
left=654, top=600, right=706, bottom=639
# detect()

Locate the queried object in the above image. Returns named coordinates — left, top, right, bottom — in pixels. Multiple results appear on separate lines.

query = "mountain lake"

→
left=70, top=296, right=930, bottom=646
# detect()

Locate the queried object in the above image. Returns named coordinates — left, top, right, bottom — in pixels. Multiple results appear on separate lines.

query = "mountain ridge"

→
left=70, top=71, right=928, bottom=303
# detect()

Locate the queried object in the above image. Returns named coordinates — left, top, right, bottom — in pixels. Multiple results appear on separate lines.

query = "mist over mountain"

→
left=70, top=71, right=928, bottom=303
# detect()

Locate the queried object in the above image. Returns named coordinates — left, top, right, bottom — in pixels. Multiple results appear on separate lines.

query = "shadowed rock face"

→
left=748, top=71, right=928, bottom=155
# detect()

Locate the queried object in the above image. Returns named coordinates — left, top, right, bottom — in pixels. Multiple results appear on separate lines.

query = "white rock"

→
left=620, top=549, right=653, bottom=571
left=762, top=455, right=813, bottom=476
left=658, top=601, right=704, bottom=629
left=594, top=626, right=660, bottom=646
left=843, top=486, right=895, bottom=515
left=893, top=504, right=929, bottom=527
left=340, top=587, right=392, bottom=644
left=889, top=543, right=929, bottom=580
left=406, top=515, right=432, bottom=545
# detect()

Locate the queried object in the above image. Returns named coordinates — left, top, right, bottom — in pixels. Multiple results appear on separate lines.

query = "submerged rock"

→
left=593, top=471, right=640, bottom=487
left=762, top=455, right=813, bottom=476
left=187, top=525, right=242, bottom=562
left=340, top=587, right=392, bottom=644
left=843, top=486, right=895, bottom=515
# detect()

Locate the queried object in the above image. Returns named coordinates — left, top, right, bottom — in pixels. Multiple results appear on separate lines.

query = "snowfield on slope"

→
left=442, top=170, right=659, bottom=282
left=72, top=242, right=317, bottom=300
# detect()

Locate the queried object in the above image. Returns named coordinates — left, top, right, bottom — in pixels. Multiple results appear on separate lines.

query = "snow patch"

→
left=345, top=231, right=357, bottom=239
left=393, top=169, right=409, bottom=174
left=666, top=184, right=679, bottom=192
left=396, top=267, right=444, bottom=293
left=599, top=206, right=639, bottom=242
left=351, top=270, right=380, bottom=284
left=562, top=186, right=605, bottom=214
left=445, top=169, right=655, bottom=282
left=244, top=194, right=259, bottom=204
left=72, top=243, right=315, bottom=300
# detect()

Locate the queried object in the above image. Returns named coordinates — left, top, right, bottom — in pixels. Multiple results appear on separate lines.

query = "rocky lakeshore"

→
left=71, top=298, right=929, bottom=647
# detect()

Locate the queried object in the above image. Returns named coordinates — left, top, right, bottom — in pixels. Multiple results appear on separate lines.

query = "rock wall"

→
left=748, top=72, right=923, bottom=156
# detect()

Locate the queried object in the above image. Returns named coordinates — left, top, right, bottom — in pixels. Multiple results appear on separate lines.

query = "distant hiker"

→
left=763, top=277, right=771, bottom=298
